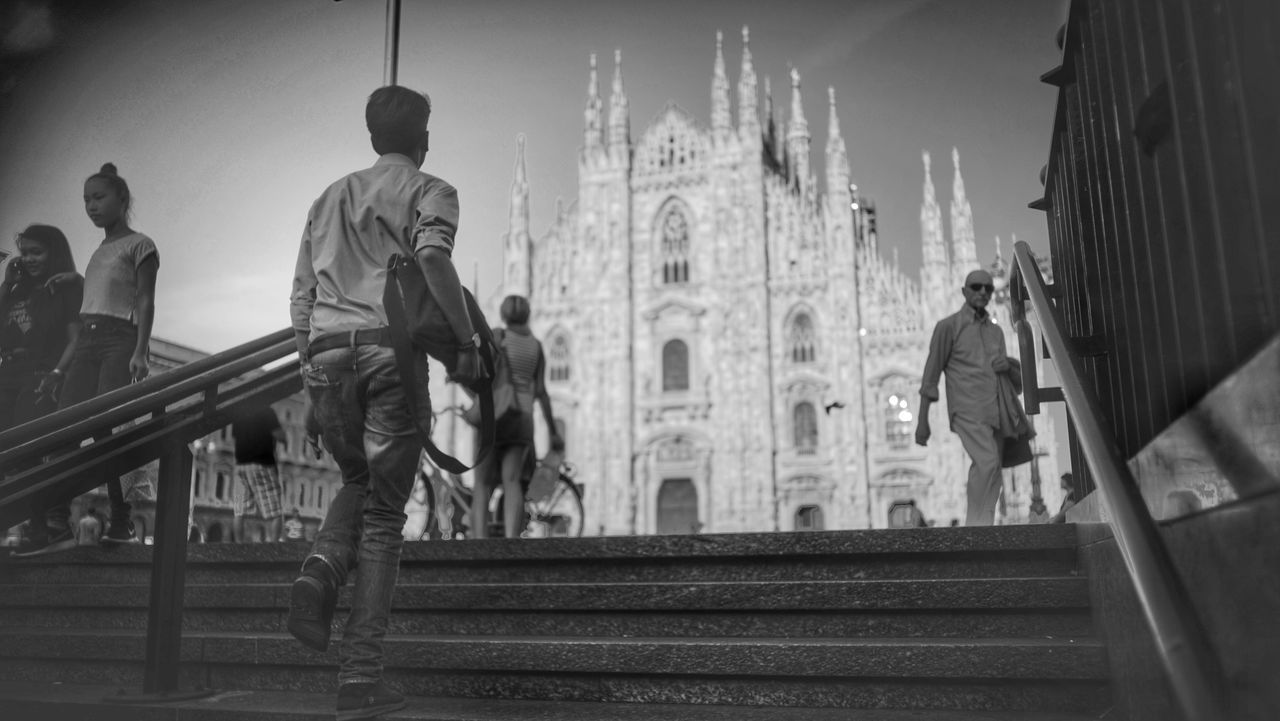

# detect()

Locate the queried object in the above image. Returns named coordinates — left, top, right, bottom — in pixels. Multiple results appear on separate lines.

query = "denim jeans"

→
left=302, top=344, right=422, bottom=685
left=57, top=315, right=138, bottom=528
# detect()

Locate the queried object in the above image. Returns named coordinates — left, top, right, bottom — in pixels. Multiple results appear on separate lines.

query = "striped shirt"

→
left=500, top=327, right=542, bottom=413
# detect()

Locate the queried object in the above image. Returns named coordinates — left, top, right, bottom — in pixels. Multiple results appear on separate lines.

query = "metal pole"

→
left=383, top=0, right=401, bottom=86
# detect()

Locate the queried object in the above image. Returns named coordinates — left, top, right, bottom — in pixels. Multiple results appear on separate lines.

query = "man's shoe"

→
left=336, top=681, right=406, bottom=721
left=101, top=519, right=137, bottom=544
left=10, top=527, right=75, bottom=557
left=287, top=568, right=336, bottom=652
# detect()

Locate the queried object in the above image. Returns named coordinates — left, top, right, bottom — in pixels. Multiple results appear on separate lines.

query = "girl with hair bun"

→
left=56, top=162, right=160, bottom=544
left=2, top=224, right=84, bottom=555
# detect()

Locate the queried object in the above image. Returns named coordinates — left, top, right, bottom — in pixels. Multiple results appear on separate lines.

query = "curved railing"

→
left=0, top=328, right=299, bottom=698
left=1008, top=241, right=1224, bottom=721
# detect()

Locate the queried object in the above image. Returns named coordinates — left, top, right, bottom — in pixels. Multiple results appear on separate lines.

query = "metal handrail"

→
left=0, top=327, right=300, bottom=698
left=1009, top=241, right=1224, bottom=721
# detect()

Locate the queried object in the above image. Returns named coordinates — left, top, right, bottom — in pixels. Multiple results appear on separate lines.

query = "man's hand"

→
left=915, top=418, right=931, bottom=447
left=303, top=401, right=324, bottom=459
left=449, top=346, right=485, bottom=386
left=991, top=356, right=1011, bottom=373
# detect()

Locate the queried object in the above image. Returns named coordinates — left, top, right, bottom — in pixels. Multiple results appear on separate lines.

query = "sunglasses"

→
left=968, top=283, right=994, bottom=293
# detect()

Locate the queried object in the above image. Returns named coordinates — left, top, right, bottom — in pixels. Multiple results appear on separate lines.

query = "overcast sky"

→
left=0, top=0, right=1068, bottom=353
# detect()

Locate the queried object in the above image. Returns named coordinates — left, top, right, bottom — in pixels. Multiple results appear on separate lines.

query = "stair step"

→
left=0, top=629, right=1109, bottom=679
left=0, top=681, right=1109, bottom=720
left=0, top=605, right=1096, bottom=639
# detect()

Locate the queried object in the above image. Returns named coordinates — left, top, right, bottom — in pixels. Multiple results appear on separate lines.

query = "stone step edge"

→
left=0, top=681, right=1108, bottom=721
left=0, top=630, right=1111, bottom=680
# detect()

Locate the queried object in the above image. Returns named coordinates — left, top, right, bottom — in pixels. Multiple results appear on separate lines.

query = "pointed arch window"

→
left=793, top=402, right=818, bottom=454
left=660, top=207, right=690, bottom=284
left=662, top=339, right=689, bottom=392
left=788, top=312, right=816, bottom=363
left=548, top=334, right=571, bottom=383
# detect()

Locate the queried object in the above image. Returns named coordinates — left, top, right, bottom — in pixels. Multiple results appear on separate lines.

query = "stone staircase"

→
left=0, top=525, right=1112, bottom=719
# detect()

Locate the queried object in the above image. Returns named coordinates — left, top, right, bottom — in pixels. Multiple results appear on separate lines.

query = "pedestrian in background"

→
left=56, top=163, right=160, bottom=544
left=230, top=402, right=287, bottom=543
left=915, top=269, right=1017, bottom=526
left=2, top=224, right=83, bottom=556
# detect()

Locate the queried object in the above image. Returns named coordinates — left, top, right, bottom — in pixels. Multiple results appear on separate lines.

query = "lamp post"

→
left=336, top=0, right=402, bottom=86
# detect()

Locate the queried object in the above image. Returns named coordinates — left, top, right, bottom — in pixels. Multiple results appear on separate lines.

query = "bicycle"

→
left=417, top=452, right=584, bottom=540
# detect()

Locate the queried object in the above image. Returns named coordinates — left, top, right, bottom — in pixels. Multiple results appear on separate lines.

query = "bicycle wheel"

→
left=490, top=475, right=583, bottom=538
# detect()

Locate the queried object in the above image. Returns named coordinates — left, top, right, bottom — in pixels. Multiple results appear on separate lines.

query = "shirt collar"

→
left=373, top=153, right=418, bottom=169
left=960, top=303, right=989, bottom=323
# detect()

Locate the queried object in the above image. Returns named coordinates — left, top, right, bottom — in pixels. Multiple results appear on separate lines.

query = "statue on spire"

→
left=738, top=26, right=759, bottom=137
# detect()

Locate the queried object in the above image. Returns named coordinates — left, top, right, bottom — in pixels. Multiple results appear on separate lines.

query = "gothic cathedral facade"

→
left=485, top=30, right=1062, bottom=535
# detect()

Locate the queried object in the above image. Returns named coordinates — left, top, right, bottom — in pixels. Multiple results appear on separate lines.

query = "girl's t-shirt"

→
left=1, top=275, right=84, bottom=367
left=80, top=232, right=159, bottom=323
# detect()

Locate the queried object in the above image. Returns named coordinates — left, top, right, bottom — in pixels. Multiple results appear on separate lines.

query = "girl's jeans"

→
left=59, top=316, right=139, bottom=527
left=302, top=343, right=422, bottom=685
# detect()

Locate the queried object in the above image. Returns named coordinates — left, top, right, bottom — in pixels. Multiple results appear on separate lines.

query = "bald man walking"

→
left=915, top=269, right=1013, bottom=526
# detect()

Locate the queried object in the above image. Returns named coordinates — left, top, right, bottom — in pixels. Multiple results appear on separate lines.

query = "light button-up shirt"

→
left=919, top=304, right=1007, bottom=429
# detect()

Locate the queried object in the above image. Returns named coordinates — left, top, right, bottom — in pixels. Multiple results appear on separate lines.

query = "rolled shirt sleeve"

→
left=412, top=181, right=458, bottom=257
left=919, top=318, right=952, bottom=402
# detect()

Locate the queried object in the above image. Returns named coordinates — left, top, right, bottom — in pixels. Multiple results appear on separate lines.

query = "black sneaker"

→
left=336, top=681, right=406, bottom=721
left=286, top=564, right=337, bottom=652
left=101, top=519, right=137, bottom=544
left=10, top=527, right=76, bottom=557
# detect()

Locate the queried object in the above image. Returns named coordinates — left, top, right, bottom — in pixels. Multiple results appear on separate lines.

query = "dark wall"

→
left=1037, top=0, right=1280, bottom=483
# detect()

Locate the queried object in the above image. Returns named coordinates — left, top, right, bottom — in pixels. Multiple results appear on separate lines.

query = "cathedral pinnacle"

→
left=711, top=30, right=732, bottom=136
left=584, top=53, right=603, bottom=151
left=738, top=25, right=758, bottom=135
left=608, top=48, right=630, bottom=149
left=950, top=146, right=978, bottom=279
left=786, top=67, right=812, bottom=192
left=825, top=86, right=849, bottom=196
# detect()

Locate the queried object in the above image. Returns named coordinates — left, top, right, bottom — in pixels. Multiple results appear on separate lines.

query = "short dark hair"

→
left=500, top=295, right=531, bottom=325
left=366, top=86, right=431, bottom=156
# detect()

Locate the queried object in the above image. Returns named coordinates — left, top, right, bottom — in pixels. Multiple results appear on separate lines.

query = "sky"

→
left=0, top=0, right=1069, bottom=354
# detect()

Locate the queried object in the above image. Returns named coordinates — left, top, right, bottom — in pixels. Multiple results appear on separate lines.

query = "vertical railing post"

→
left=143, top=435, right=195, bottom=694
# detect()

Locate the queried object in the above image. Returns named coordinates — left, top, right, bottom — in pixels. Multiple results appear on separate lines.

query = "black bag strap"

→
left=383, top=255, right=494, bottom=474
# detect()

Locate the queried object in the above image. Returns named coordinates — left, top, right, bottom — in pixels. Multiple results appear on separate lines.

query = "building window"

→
left=795, top=505, right=824, bottom=531
left=788, top=312, right=816, bottom=363
left=882, top=380, right=914, bottom=449
left=660, top=207, right=690, bottom=284
left=215, top=472, right=229, bottom=501
left=548, top=334, right=571, bottom=382
left=793, top=402, right=818, bottom=454
left=193, top=470, right=204, bottom=499
left=662, top=339, right=689, bottom=391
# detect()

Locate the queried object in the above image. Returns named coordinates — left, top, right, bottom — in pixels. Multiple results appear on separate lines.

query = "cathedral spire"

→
left=737, top=26, right=759, bottom=138
left=786, top=67, right=812, bottom=193
left=503, top=133, right=531, bottom=298
left=711, top=30, right=732, bottom=139
left=949, top=146, right=977, bottom=280
left=825, top=86, right=849, bottom=194
left=583, top=53, right=603, bottom=153
left=763, top=75, right=780, bottom=167
left=920, top=150, right=951, bottom=317
left=608, top=48, right=630, bottom=151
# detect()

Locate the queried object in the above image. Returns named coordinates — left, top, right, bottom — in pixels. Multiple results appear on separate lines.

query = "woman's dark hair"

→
left=16, top=224, right=76, bottom=276
left=366, top=86, right=431, bottom=156
left=86, top=162, right=132, bottom=221
left=500, top=295, right=531, bottom=325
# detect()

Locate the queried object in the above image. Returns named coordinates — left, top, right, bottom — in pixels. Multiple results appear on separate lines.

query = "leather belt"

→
left=308, top=327, right=392, bottom=356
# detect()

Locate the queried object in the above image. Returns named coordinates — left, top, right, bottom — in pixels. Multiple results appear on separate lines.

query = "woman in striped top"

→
left=471, top=295, right=563, bottom=538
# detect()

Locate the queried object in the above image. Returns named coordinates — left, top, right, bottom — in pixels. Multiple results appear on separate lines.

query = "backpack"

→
left=382, top=253, right=496, bottom=474
left=462, top=327, right=521, bottom=427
